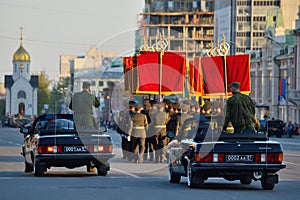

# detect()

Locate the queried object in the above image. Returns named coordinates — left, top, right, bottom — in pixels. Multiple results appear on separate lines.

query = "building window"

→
left=91, top=81, right=96, bottom=86
left=17, top=90, right=26, bottom=99
left=99, top=81, right=104, bottom=87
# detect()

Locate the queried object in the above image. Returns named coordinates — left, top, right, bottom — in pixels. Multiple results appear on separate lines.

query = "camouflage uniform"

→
left=223, top=92, right=256, bottom=134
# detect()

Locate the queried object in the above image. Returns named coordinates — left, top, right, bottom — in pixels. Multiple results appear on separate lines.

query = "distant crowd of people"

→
left=284, top=122, right=299, bottom=136
left=115, top=98, right=220, bottom=164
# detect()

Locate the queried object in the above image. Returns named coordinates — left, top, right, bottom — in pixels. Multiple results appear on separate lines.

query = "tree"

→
left=49, top=77, right=70, bottom=113
left=38, top=71, right=51, bottom=115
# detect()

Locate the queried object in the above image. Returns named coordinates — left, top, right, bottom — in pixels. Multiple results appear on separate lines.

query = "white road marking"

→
left=111, top=168, right=141, bottom=178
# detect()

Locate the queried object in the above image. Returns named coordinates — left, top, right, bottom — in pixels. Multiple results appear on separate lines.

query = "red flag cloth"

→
left=130, top=56, right=138, bottom=94
left=123, top=57, right=130, bottom=91
left=137, top=52, right=160, bottom=94
left=201, top=56, right=225, bottom=95
left=123, top=56, right=138, bottom=93
left=136, top=52, right=185, bottom=94
left=189, top=57, right=204, bottom=96
left=226, top=55, right=251, bottom=94
left=161, top=52, right=185, bottom=94
left=198, top=55, right=250, bottom=96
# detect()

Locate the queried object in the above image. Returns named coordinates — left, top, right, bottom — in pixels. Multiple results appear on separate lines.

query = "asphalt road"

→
left=0, top=127, right=300, bottom=200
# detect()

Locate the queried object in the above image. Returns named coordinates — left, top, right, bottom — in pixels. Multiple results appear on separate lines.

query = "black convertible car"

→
left=167, top=123, right=286, bottom=190
left=20, top=114, right=114, bottom=176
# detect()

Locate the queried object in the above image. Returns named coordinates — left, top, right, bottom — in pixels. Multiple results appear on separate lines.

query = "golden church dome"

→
left=13, top=43, right=30, bottom=61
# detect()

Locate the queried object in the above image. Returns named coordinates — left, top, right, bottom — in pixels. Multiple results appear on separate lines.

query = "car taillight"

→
left=89, top=144, right=113, bottom=153
left=195, top=153, right=224, bottom=163
left=38, top=145, right=62, bottom=154
left=255, top=153, right=283, bottom=163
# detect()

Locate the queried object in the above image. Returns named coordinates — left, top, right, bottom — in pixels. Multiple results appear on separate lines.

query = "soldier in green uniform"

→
left=222, top=82, right=257, bottom=134
left=116, top=100, right=135, bottom=160
left=151, top=102, right=169, bottom=163
left=69, top=81, right=100, bottom=129
left=129, top=104, right=148, bottom=163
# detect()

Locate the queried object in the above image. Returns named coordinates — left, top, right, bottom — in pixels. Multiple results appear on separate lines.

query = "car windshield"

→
left=34, top=114, right=76, bottom=134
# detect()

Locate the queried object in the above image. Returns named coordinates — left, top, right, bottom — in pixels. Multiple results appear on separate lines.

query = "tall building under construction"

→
left=136, top=0, right=215, bottom=59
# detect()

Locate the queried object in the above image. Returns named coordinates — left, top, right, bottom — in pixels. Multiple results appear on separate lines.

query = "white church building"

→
left=4, top=34, right=38, bottom=118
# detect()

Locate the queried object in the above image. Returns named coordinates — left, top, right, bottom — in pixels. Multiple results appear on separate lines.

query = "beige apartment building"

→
left=137, top=0, right=215, bottom=59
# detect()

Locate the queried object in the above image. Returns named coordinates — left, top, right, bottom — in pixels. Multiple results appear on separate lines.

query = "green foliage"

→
left=38, top=71, right=51, bottom=115
left=48, top=77, right=70, bottom=113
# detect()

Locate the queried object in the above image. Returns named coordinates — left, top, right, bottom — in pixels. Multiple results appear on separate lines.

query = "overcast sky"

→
left=0, top=0, right=144, bottom=82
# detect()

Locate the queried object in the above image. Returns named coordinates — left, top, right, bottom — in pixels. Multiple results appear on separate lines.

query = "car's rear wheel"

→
left=25, top=161, right=34, bottom=173
left=187, top=162, right=203, bottom=188
left=96, top=164, right=108, bottom=176
left=168, top=164, right=181, bottom=183
left=240, top=177, right=252, bottom=185
left=34, top=163, right=46, bottom=176
left=261, top=177, right=275, bottom=190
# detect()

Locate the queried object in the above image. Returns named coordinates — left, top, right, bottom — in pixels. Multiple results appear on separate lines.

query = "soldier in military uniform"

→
left=116, top=100, right=135, bottom=160
left=141, top=99, right=152, bottom=161
left=166, top=103, right=180, bottom=142
left=151, top=102, right=169, bottom=163
left=176, top=104, right=195, bottom=140
left=69, top=81, right=99, bottom=129
left=129, top=104, right=148, bottom=163
left=222, top=82, right=257, bottom=134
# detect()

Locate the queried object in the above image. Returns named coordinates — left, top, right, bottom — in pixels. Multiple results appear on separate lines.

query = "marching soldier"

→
left=130, top=104, right=148, bottom=163
left=151, top=102, right=169, bottom=163
left=116, top=100, right=135, bottom=160
left=141, top=99, right=152, bottom=161
left=166, top=103, right=180, bottom=142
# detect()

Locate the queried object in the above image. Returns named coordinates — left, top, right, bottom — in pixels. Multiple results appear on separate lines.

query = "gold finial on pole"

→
left=207, top=34, right=230, bottom=57
left=139, top=32, right=168, bottom=52
left=19, top=26, right=23, bottom=44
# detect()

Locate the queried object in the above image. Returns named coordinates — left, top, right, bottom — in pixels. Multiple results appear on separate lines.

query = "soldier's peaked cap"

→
left=82, top=81, right=91, bottom=87
left=228, top=82, right=240, bottom=88
left=129, top=100, right=136, bottom=105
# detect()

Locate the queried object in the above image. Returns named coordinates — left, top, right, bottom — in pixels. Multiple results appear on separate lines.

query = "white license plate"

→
left=64, top=146, right=88, bottom=152
left=225, top=155, right=253, bottom=162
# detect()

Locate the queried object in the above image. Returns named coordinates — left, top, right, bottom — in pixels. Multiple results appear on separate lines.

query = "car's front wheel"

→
left=168, top=164, right=181, bottom=183
left=187, top=162, right=204, bottom=188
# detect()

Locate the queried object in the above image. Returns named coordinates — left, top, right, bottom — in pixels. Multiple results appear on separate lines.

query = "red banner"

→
left=201, top=56, right=225, bottom=95
left=161, top=52, right=185, bottom=93
left=226, top=55, right=251, bottom=93
left=123, top=56, right=138, bottom=93
left=189, top=57, right=204, bottom=96
left=137, top=52, right=160, bottom=93
left=190, top=55, right=251, bottom=96
left=136, top=52, right=185, bottom=95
